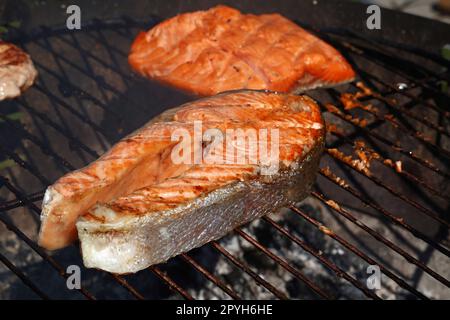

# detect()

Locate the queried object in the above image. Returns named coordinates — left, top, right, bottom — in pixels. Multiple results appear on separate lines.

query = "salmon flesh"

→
left=128, top=5, right=355, bottom=96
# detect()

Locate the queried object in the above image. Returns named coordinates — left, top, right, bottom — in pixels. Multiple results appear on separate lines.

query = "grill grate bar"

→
left=357, top=70, right=450, bottom=121
left=7, top=23, right=350, bottom=300
left=326, top=149, right=450, bottom=244
left=319, top=166, right=450, bottom=257
left=0, top=113, right=76, bottom=171
left=346, top=36, right=444, bottom=80
left=31, top=60, right=122, bottom=121
left=235, top=228, right=337, bottom=300
left=31, top=39, right=154, bottom=118
left=0, top=142, right=251, bottom=301
left=388, top=87, right=450, bottom=118
left=0, top=250, right=50, bottom=300
left=322, top=30, right=450, bottom=113
left=0, top=177, right=96, bottom=299
left=290, top=206, right=428, bottom=299
left=323, top=102, right=450, bottom=179
left=108, top=274, right=145, bottom=300
left=312, top=190, right=450, bottom=288
left=336, top=79, right=450, bottom=139
left=298, top=23, right=450, bottom=106
left=347, top=83, right=450, bottom=140
left=0, top=145, right=50, bottom=186
left=0, top=205, right=165, bottom=300
left=36, top=33, right=124, bottom=118
left=0, top=213, right=94, bottom=300
left=210, top=241, right=288, bottom=300
left=0, top=191, right=44, bottom=212
left=1, top=16, right=448, bottom=300
left=367, top=68, right=450, bottom=116
left=33, top=83, right=110, bottom=137
left=150, top=266, right=194, bottom=300
left=262, top=216, right=382, bottom=299
left=15, top=99, right=99, bottom=158
left=62, top=31, right=136, bottom=83
left=357, top=50, right=450, bottom=108
left=0, top=176, right=154, bottom=300
left=68, top=33, right=135, bottom=82
left=180, top=253, right=241, bottom=300
left=353, top=49, right=450, bottom=101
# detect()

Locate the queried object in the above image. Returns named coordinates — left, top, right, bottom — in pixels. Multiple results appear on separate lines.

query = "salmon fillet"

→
left=128, top=5, right=355, bottom=96
left=0, top=41, right=37, bottom=100
left=39, top=91, right=324, bottom=254
left=73, top=90, right=325, bottom=273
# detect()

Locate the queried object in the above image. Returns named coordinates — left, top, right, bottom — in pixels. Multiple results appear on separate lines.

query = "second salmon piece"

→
left=128, top=5, right=355, bottom=96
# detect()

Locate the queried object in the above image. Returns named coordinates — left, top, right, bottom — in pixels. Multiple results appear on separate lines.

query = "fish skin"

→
left=39, top=90, right=324, bottom=253
left=128, top=5, right=355, bottom=96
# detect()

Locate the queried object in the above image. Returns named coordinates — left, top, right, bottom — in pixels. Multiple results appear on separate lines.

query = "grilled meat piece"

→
left=0, top=41, right=37, bottom=100
left=40, top=91, right=324, bottom=271
left=128, top=5, right=354, bottom=96
left=72, top=90, right=325, bottom=273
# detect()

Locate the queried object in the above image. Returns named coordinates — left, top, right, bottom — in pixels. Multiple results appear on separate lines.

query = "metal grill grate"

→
left=0, top=16, right=448, bottom=299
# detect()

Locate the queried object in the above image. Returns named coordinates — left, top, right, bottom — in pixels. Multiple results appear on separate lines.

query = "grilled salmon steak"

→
left=128, top=5, right=355, bottom=96
left=39, top=91, right=324, bottom=262
left=73, top=90, right=324, bottom=273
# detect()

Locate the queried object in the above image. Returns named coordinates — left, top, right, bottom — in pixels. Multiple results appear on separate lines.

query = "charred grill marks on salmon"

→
left=128, top=5, right=355, bottom=96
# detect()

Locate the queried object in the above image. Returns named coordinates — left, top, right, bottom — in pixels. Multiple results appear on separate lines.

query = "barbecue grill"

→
left=0, top=0, right=449, bottom=300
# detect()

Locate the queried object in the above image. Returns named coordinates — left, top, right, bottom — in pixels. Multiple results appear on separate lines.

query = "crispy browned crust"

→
left=128, top=5, right=355, bottom=96
left=0, top=41, right=29, bottom=66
